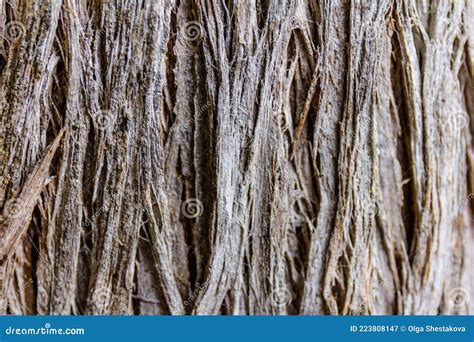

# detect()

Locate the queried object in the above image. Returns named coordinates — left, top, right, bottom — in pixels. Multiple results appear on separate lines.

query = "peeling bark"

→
left=0, top=0, right=473, bottom=315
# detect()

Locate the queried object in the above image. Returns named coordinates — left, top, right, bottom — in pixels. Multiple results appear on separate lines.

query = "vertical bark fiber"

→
left=0, top=0, right=473, bottom=315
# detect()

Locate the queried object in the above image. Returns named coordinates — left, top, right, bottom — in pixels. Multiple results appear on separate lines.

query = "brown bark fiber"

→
left=0, top=0, right=473, bottom=315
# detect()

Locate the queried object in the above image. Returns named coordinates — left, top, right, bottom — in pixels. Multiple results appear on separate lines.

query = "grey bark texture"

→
left=0, top=0, right=473, bottom=315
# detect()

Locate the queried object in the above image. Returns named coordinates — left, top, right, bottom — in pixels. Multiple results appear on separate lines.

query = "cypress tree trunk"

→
left=0, top=0, right=473, bottom=315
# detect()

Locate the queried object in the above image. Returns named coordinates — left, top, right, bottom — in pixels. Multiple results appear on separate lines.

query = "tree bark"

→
left=0, top=0, right=473, bottom=315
